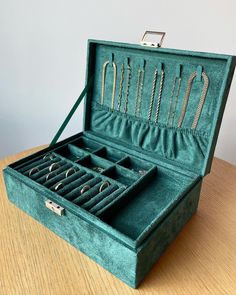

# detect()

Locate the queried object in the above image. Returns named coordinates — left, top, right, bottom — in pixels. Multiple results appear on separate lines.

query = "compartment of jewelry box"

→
left=77, top=154, right=113, bottom=173
left=54, top=143, right=88, bottom=161
left=14, top=151, right=127, bottom=211
left=117, top=156, right=153, bottom=176
left=70, top=136, right=103, bottom=153
left=99, top=163, right=197, bottom=240
left=18, top=153, right=66, bottom=180
left=93, top=146, right=126, bottom=163
left=102, top=165, right=139, bottom=186
left=14, top=144, right=158, bottom=220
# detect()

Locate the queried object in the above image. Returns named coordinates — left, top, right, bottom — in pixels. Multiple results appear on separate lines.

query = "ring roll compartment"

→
left=54, top=173, right=94, bottom=196
left=72, top=181, right=104, bottom=205
left=81, top=184, right=119, bottom=211
left=17, top=153, right=57, bottom=173
left=21, top=157, right=62, bottom=175
left=65, top=177, right=102, bottom=201
left=49, top=170, right=87, bottom=190
left=28, top=159, right=66, bottom=180
left=90, top=187, right=126, bottom=215
left=37, top=163, right=72, bottom=184
left=45, top=170, right=84, bottom=189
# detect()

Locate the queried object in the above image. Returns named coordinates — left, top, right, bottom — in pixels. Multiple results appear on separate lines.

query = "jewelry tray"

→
left=3, top=38, right=236, bottom=288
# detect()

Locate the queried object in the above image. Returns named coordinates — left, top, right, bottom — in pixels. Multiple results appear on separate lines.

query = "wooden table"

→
left=0, top=147, right=236, bottom=295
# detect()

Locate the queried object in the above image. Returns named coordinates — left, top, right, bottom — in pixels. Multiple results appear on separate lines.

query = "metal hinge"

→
left=45, top=199, right=64, bottom=216
left=140, top=31, right=166, bottom=48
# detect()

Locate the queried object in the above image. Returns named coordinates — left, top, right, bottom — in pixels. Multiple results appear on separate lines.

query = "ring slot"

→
left=46, top=170, right=85, bottom=188
left=91, top=187, right=126, bottom=215
left=65, top=167, right=77, bottom=178
left=37, top=163, right=72, bottom=184
left=17, top=159, right=43, bottom=172
left=45, top=171, right=57, bottom=182
left=54, top=182, right=64, bottom=191
left=80, top=184, right=91, bottom=194
left=49, top=162, right=61, bottom=172
left=29, top=167, right=48, bottom=179
left=18, top=156, right=60, bottom=174
left=28, top=167, right=40, bottom=177
left=99, top=181, right=110, bottom=193
left=21, top=158, right=62, bottom=176
left=58, top=173, right=93, bottom=196
left=22, top=158, right=61, bottom=175
left=65, top=177, right=102, bottom=201
left=81, top=184, right=119, bottom=211
left=72, top=182, right=103, bottom=205
left=43, top=153, right=55, bottom=161
left=29, top=161, right=66, bottom=180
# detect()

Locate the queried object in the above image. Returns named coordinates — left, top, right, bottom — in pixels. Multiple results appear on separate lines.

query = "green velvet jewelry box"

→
left=3, top=36, right=236, bottom=288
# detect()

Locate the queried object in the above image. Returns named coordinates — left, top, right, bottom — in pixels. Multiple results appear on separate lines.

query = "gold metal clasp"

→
left=45, top=199, right=64, bottom=216
left=140, top=31, right=166, bottom=48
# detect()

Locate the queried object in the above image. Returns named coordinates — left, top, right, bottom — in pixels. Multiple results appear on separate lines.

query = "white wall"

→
left=0, top=0, right=236, bottom=164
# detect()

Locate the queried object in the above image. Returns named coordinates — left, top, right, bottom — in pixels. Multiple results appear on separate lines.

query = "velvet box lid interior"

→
left=83, top=40, right=235, bottom=177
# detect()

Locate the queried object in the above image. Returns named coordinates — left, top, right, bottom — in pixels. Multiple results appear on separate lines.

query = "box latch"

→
left=45, top=199, right=64, bottom=216
left=140, top=31, right=166, bottom=48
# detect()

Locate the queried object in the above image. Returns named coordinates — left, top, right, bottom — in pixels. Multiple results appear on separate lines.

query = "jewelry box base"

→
left=4, top=167, right=201, bottom=288
left=3, top=132, right=202, bottom=288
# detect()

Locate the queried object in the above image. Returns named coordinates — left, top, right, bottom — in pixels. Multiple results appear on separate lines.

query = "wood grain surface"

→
left=0, top=147, right=236, bottom=295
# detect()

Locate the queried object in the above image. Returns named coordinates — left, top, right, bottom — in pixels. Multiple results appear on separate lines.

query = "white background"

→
left=0, top=0, right=235, bottom=164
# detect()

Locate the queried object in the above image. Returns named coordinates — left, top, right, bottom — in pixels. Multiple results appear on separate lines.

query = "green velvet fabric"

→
left=3, top=169, right=137, bottom=287
left=91, top=104, right=208, bottom=173
left=136, top=179, right=202, bottom=285
left=4, top=131, right=199, bottom=246
left=84, top=40, right=236, bottom=176
left=3, top=165, right=201, bottom=287
left=3, top=40, right=235, bottom=288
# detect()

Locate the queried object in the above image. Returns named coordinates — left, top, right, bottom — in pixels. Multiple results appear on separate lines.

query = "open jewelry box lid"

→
left=82, top=38, right=236, bottom=177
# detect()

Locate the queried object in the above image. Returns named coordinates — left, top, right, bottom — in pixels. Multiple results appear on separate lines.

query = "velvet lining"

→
left=85, top=41, right=235, bottom=175
left=91, top=104, right=208, bottom=174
